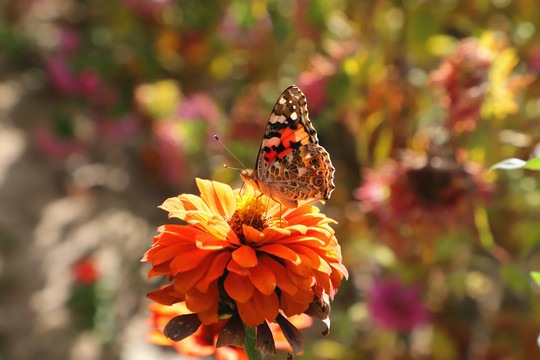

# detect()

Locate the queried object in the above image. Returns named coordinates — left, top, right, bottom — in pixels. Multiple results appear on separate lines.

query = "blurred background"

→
left=1, top=0, right=540, bottom=359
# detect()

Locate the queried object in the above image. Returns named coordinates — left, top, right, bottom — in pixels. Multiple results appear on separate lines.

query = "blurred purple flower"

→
left=33, top=123, right=87, bottom=161
left=368, top=277, right=429, bottom=332
left=152, top=121, right=187, bottom=184
left=77, top=69, right=102, bottom=97
left=58, top=26, right=81, bottom=55
left=96, top=113, right=142, bottom=142
left=122, top=0, right=173, bottom=18
left=178, top=93, right=221, bottom=125
left=45, top=56, right=77, bottom=95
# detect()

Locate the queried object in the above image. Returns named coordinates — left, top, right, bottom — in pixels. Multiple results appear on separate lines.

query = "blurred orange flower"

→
left=142, top=178, right=347, bottom=354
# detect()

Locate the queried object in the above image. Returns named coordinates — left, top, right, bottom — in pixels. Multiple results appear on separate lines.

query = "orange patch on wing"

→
left=277, top=147, right=294, bottom=159
left=281, top=125, right=310, bottom=147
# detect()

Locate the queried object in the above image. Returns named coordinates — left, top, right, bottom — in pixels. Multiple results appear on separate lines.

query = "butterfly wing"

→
left=255, top=86, right=318, bottom=177
left=254, top=86, right=335, bottom=207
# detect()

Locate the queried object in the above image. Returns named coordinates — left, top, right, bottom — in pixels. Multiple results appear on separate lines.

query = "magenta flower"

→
left=178, top=93, right=221, bottom=125
left=58, top=26, right=81, bottom=55
left=33, top=122, right=87, bottom=161
left=367, top=277, right=429, bottom=332
left=45, top=56, right=77, bottom=95
left=77, top=69, right=102, bottom=97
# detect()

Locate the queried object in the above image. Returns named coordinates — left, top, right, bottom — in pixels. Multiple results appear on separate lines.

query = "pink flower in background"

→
left=430, top=39, right=491, bottom=133
left=178, top=93, right=221, bottom=125
left=77, top=69, right=102, bottom=97
left=33, top=123, right=87, bottom=161
left=151, top=121, right=187, bottom=184
left=45, top=56, right=77, bottom=95
left=357, top=156, right=490, bottom=236
left=368, top=277, right=429, bottom=332
left=58, top=26, right=81, bottom=55
left=96, top=113, right=142, bottom=142
left=122, top=0, right=173, bottom=18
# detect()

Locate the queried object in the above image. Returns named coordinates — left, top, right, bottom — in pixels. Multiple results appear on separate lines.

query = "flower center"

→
left=227, top=195, right=267, bottom=242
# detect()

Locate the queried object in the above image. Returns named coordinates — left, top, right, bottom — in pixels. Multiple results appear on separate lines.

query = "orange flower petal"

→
left=243, top=224, right=264, bottom=243
left=185, top=281, right=218, bottom=313
left=147, top=261, right=172, bottom=279
left=313, top=270, right=332, bottom=295
left=197, top=178, right=235, bottom=219
left=331, top=262, right=349, bottom=280
left=224, top=272, right=254, bottom=302
left=231, top=245, right=258, bottom=268
left=147, top=285, right=181, bottom=305
left=258, top=244, right=300, bottom=264
left=286, top=254, right=312, bottom=277
left=259, top=255, right=298, bottom=295
left=249, top=262, right=276, bottom=295
left=173, top=266, right=206, bottom=294
left=290, top=245, right=332, bottom=274
left=147, top=328, right=174, bottom=346
left=286, top=271, right=314, bottom=291
left=196, top=252, right=232, bottom=292
left=227, top=258, right=251, bottom=276
left=215, top=344, right=248, bottom=360
left=280, top=292, right=311, bottom=316
left=253, top=290, right=279, bottom=322
left=237, top=297, right=265, bottom=327
left=161, top=195, right=212, bottom=222
left=197, top=294, right=220, bottom=324
left=261, top=227, right=291, bottom=243
left=147, top=245, right=188, bottom=266
left=170, top=250, right=213, bottom=275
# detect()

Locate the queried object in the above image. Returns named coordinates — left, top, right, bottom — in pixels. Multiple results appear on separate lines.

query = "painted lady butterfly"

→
left=240, top=85, right=335, bottom=208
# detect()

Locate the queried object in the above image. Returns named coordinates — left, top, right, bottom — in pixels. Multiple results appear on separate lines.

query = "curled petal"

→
left=256, top=321, right=276, bottom=354
left=147, top=285, right=181, bottom=305
left=164, top=314, right=202, bottom=342
left=275, top=313, right=304, bottom=356
left=216, top=313, right=245, bottom=348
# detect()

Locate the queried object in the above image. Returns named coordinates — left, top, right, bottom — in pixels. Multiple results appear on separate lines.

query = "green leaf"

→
left=489, top=158, right=526, bottom=172
left=523, top=157, right=540, bottom=170
left=530, top=271, right=540, bottom=287
left=490, top=157, right=540, bottom=172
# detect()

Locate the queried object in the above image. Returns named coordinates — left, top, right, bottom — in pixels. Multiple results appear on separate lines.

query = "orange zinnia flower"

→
left=142, top=178, right=347, bottom=355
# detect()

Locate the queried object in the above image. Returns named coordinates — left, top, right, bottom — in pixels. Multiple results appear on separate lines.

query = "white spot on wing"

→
left=290, top=112, right=298, bottom=120
left=269, top=114, right=286, bottom=124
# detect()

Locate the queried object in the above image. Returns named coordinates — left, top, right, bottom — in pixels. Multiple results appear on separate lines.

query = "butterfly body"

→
left=240, top=86, right=335, bottom=208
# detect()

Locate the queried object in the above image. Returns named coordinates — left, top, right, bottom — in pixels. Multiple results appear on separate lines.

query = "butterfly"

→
left=240, top=85, right=335, bottom=208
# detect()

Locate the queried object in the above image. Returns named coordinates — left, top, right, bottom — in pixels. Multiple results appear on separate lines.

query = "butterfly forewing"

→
left=245, top=85, right=335, bottom=208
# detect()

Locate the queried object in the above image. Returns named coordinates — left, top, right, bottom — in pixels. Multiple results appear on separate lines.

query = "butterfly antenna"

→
left=214, top=135, right=246, bottom=169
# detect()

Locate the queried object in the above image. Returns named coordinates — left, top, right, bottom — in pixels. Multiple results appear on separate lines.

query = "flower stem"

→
left=243, top=323, right=261, bottom=360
